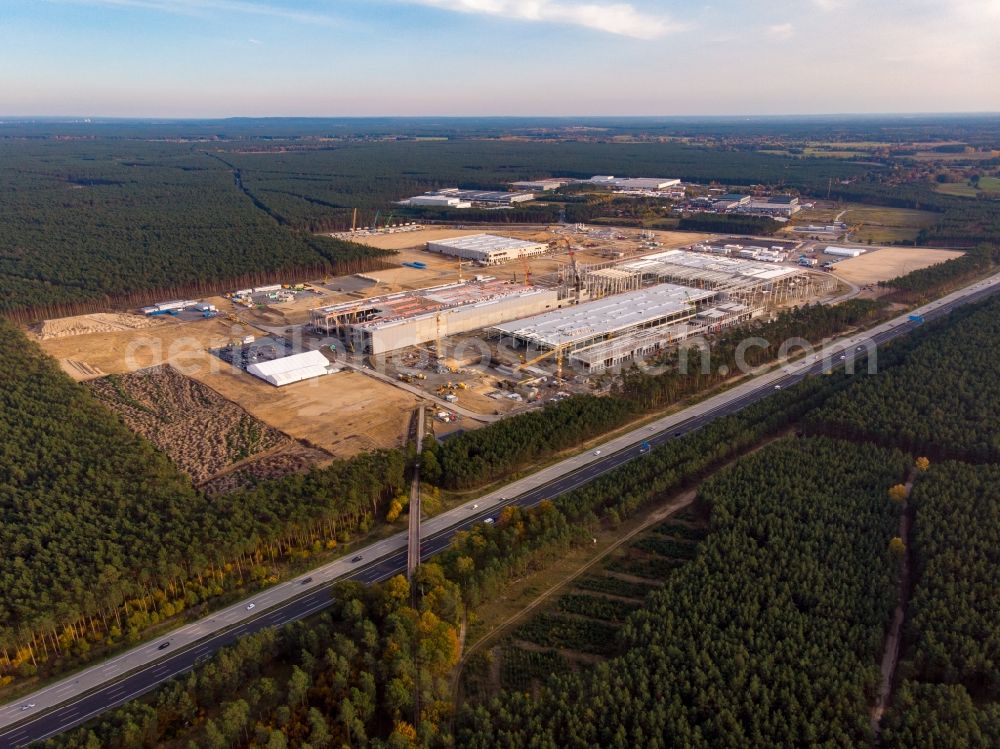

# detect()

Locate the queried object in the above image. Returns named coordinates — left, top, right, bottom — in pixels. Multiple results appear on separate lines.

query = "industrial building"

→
left=510, top=178, right=573, bottom=191
left=825, top=246, right=867, bottom=258
left=745, top=195, right=801, bottom=216
left=713, top=194, right=753, bottom=211
left=310, top=279, right=559, bottom=355
left=587, top=176, right=681, bottom=191
left=491, top=282, right=763, bottom=374
left=247, top=350, right=335, bottom=387
left=578, top=250, right=820, bottom=304
left=400, top=188, right=535, bottom=208
left=406, top=194, right=473, bottom=209
left=427, top=234, right=548, bottom=265
left=494, top=283, right=715, bottom=352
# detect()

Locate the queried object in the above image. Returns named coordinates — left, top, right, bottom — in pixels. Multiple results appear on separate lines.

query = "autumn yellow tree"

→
left=889, top=537, right=906, bottom=557
left=915, top=456, right=931, bottom=471
left=888, top=484, right=908, bottom=504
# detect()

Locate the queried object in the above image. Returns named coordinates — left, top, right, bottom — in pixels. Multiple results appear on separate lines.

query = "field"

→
left=829, top=247, right=964, bottom=285
left=841, top=205, right=939, bottom=244
left=32, top=314, right=421, bottom=458
left=87, top=365, right=327, bottom=489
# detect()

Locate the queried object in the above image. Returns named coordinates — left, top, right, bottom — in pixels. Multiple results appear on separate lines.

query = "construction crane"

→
left=568, top=247, right=582, bottom=296
left=514, top=345, right=565, bottom=381
left=371, top=209, right=381, bottom=231
left=521, top=256, right=532, bottom=285
left=351, top=207, right=358, bottom=233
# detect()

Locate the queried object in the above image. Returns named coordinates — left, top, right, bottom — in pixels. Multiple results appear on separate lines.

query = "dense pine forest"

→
left=0, top=141, right=391, bottom=318
left=457, top=438, right=910, bottom=748
left=806, top=295, right=1000, bottom=462
left=0, top=318, right=407, bottom=689
left=879, top=463, right=1000, bottom=748
left=0, top=136, right=867, bottom=317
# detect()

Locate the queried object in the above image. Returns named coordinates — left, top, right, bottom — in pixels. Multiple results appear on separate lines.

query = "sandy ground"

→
left=33, top=312, right=166, bottom=340
left=195, top=369, right=420, bottom=457
left=829, top=247, right=964, bottom=285
left=35, top=316, right=421, bottom=458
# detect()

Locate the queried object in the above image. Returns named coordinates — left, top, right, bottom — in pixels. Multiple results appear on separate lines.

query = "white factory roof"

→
left=825, top=246, right=867, bottom=257
left=622, top=250, right=801, bottom=282
left=494, top=283, right=713, bottom=348
left=430, top=234, right=545, bottom=253
left=247, top=350, right=332, bottom=387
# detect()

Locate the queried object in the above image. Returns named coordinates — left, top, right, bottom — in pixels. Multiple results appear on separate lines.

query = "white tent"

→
left=247, top=350, right=332, bottom=387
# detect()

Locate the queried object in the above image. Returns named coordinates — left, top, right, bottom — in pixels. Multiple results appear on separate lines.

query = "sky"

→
left=1, top=0, right=998, bottom=116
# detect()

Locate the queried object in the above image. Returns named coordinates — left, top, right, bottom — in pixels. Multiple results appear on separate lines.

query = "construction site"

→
left=31, top=221, right=958, bottom=466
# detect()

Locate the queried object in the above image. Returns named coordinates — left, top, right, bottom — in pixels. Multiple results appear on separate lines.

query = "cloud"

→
left=44, top=0, right=343, bottom=27
left=248, top=37, right=262, bottom=44
left=766, top=22, right=794, bottom=38
left=402, top=0, right=687, bottom=39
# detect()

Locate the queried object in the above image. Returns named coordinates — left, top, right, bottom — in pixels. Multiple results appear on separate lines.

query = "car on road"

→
left=774, top=384, right=782, bottom=390
left=856, top=346, right=863, bottom=351
left=593, top=449, right=602, bottom=456
left=157, top=641, right=170, bottom=650
left=483, top=518, right=495, bottom=524
left=648, top=425, right=656, bottom=430
left=472, top=504, right=479, bottom=509
left=301, top=577, right=313, bottom=585
left=839, top=354, right=845, bottom=360
left=351, top=555, right=363, bottom=563
left=20, top=703, right=35, bottom=711
left=245, top=603, right=256, bottom=611
left=674, top=432, right=683, bottom=437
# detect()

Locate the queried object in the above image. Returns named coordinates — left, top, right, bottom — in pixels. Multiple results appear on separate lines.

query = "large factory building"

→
left=310, top=279, right=559, bottom=355
left=427, top=234, right=548, bottom=265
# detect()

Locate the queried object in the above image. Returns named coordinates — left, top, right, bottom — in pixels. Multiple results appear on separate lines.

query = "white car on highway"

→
left=245, top=603, right=255, bottom=611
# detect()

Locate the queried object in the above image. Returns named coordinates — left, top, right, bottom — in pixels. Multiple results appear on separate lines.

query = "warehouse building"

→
left=427, top=234, right=548, bottom=265
left=310, top=279, right=559, bottom=355
left=407, top=194, right=473, bottom=208
left=401, top=188, right=535, bottom=207
left=745, top=195, right=801, bottom=216
left=510, top=178, right=573, bottom=191
left=247, top=350, right=335, bottom=387
left=587, top=176, right=681, bottom=191
left=493, top=283, right=715, bottom=353
left=713, top=193, right=753, bottom=211
left=825, top=246, right=867, bottom=258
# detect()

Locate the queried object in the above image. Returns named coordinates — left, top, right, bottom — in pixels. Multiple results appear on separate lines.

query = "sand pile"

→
left=35, top=312, right=165, bottom=340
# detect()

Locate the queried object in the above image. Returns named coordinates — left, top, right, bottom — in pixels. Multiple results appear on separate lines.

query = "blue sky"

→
left=1, top=0, right=998, bottom=116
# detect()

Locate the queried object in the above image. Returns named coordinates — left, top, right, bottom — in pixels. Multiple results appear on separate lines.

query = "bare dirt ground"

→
left=829, top=247, right=964, bottom=285
left=35, top=315, right=422, bottom=458
left=88, top=364, right=321, bottom=486
left=33, top=312, right=166, bottom=340
left=197, top=367, right=420, bottom=458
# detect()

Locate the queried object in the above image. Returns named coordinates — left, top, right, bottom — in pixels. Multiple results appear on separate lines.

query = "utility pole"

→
left=407, top=405, right=425, bottom=585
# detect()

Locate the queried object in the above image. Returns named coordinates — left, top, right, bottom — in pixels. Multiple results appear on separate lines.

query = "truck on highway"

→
left=908, top=314, right=925, bottom=324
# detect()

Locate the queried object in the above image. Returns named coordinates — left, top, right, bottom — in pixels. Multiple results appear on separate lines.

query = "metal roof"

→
left=429, top=234, right=545, bottom=253
left=494, top=283, right=713, bottom=348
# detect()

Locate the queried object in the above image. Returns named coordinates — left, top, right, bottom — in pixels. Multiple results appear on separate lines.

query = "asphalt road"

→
left=2, top=273, right=999, bottom=748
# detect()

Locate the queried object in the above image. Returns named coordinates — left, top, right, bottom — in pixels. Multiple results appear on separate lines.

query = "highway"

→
left=2, top=272, right=999, bottom=748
